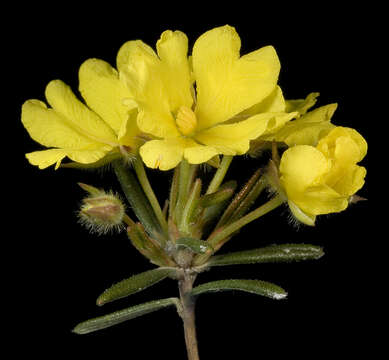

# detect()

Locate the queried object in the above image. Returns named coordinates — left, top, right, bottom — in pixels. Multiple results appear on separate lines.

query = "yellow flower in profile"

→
left=118, top=25, right=296, bottom=170
left=22, top=58, right=140, bottom=169
left=279, top=126, right=367, bottom=225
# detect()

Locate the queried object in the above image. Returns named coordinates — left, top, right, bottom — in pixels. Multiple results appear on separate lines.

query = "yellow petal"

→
left=300, top=184, right=349, bottom=215
left=193, top=25, right=280, bottom=129
left=22, top=99, right=104, bottom=149
left=285, top=92, right=320, bottom=115
left=139, top=138, right=188, bottom=170
left=195, top=112, right=295, bottom=155
left=117, top=107, right=142, bottom=149
left=238, top=86, right=286, bottom=119
left=317, top=126, right=367, bottom=162
left=117, top=40, right=180, bottom=138
left=184, top=143, right=219, bottom=164
left=280, top=145, right=331, bottom=195
left=270, top=104, right=337, bottom=146
left=25, top=145, right=112, bottom=170
left=156, top=30, right=193, bottom=111
left=296, top=184, right=348, bottom=215
left=26, top=149, right=67, bottom=169
left=330, top=165, right=367, bottom=197
left=79, top=58, right=138, bottom=141
left=45, top=80, right=118, bottom=145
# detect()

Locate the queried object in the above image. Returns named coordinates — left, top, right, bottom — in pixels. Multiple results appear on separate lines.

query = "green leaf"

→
left=208, top=244, right=324, bottom=266
left=73, top=298, right=179, bottom=335
left=176, top=237, right=214, bottom=254
left=191, top=279, right=287, bottom=300
left=96, top=268, right=175, bottom=306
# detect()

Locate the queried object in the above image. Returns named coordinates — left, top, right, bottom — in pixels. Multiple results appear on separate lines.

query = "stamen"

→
left=176, top=106, right=197, bottom=136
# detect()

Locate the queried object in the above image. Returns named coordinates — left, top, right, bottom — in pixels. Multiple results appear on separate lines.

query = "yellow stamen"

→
left=176, top=106, right=197, bottom=136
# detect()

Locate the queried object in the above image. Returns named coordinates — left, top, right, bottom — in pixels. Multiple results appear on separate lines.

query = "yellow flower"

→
left=279, top=126, right=367, bottom=225
left=118, top=25, right=296, bottom=170
left=22, top=58, right=140, bottom=169
left=266, top=93, right=336, bottom=147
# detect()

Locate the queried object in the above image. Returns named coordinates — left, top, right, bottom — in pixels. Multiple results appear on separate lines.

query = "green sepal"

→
left=96, top=268, right=176, bottom=306
left=113, top=160, right=161, bottom=236
left=201, top=180, right=237, bottom=226
left=199, top=186, right=236, bottom=208
left=77, top=182, right=102, bottom=195
left=191, top=279, right=287, bottom=300
left=73, top=298, right=179, bottom=335
left=208, top=244, right=324, bottom=266
left=176, top=237, right=214, bottom=254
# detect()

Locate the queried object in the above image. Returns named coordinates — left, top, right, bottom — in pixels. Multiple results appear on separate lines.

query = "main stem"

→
left=179, top=273, right=200, bottom=360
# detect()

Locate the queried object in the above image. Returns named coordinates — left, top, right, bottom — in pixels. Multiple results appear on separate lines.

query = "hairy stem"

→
left=179, top=274, right=200, bottom=360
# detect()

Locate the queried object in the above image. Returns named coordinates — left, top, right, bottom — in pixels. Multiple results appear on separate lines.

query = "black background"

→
left=7, top=3, right=380, bottom=359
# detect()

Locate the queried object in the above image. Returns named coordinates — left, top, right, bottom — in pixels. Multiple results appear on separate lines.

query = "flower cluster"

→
left=22, top=25, right=366, bottom=225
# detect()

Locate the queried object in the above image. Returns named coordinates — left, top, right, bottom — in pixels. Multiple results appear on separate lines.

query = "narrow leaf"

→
left=191, top=279, right=287, bottom=300
left=176, top=237, right=214, bottom=254
left=216, top=169, right=261, bottom=227
left=97, top=268, right=175, bottom=306
left=73, top=298, right=179, bottom=335
left=208, top=244, right=324, bottom=266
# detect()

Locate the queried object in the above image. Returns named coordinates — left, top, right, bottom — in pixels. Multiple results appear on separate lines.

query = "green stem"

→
left=209, top=195, right=284, bottom=247
left=179, top=179, right=202, bottom=235
left=179, top=274, right=199, bottom=360
left=193, top=195, right=284, bottom=266
left=206, top=155, right=233, bottom=194
left=133, top=157, right=168, bottom=236
left=175, top=160, right=193, bottom=226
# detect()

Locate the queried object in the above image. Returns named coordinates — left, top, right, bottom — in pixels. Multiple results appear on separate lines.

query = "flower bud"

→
left=79, top=190, right=125, bottom=235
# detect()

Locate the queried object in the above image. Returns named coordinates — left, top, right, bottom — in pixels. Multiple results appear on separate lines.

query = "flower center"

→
left=175, top=106, right=197, bottom=136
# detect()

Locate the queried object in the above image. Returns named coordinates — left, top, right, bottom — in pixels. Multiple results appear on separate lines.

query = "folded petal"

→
left=79, top=58, right=138, bottom=142
left=299, top=184, right=349, bottom=215
left=45, top=80, right=118, bottom=145
left=25, top=144, right=112, bottom=170
left=22, top=99, right=106, bottom=149
left=269, top=104, right=337, bottom=146
left=317, top=126, right=367, bottom=162
left=195, top=112, right=295, bottom=155
left=26, top=149, right=67, bottom=169
left=193, top=25, right=280, bottom=129
left=117, top=40, right=180, bottom=138
left=239, top=86, right=286, bottom=119
left=280, top=145, right=331, bottom=195
left=285, top=92, right=320, bottom=115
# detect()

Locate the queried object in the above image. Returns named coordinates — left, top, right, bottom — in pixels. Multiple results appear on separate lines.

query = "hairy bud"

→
left=78, top=185, right=125, bottom=235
